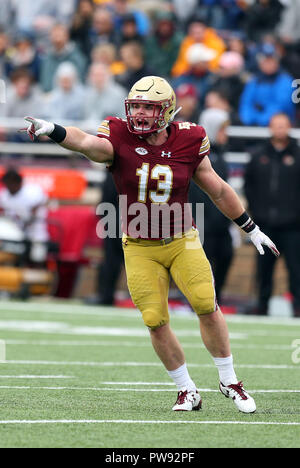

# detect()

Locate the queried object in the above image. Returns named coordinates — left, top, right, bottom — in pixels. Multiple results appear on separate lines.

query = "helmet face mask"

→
left=125, top=76, right=176, bottom=135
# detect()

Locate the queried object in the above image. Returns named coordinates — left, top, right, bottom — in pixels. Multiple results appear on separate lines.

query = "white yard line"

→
left=0, top=385, right=299, bottom=393
left=3, top=360, right=300, bottom=369
left=2, top=339, right=294, bottom=351
left=0, top=375, right=73, bottom=379
left=0, top=419, right=298, bottom=426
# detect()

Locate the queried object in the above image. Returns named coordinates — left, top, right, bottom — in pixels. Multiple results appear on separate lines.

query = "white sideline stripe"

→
left=0, top=375, right=73, bottom=379
left=3, top=339, right=294, bottom=351
left=4, top=360, right=300, bottom=370
left=0, top=419, right=298, bottom=426
left=0, top=385, right=299, bottom=394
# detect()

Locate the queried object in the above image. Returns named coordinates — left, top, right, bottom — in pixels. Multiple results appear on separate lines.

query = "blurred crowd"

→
left=0, top=0, right=300, bottom=134
left=1, top=0, right=300, bottom=315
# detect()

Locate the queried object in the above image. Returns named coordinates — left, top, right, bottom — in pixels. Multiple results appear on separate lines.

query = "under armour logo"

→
left=161, top=151, right=172, bottom=158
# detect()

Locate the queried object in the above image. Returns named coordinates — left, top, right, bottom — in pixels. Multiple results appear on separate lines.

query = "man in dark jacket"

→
left=244, top=113, right=300, bottom=316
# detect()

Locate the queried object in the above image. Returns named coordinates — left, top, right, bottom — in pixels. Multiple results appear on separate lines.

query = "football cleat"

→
left=172, top=389, right=202, bottom=411
left=219, top=381, right=256, bottom=413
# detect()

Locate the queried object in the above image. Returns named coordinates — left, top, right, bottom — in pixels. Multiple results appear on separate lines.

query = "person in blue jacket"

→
left=239, top=43, right=295, bottom=126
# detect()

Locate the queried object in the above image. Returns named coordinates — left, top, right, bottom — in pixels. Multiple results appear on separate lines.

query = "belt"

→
left=123, top=228, right=195, bottom=247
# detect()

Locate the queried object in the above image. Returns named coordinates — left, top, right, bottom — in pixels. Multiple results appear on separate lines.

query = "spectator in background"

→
left=4, top=68, right=42, bottom=119
left=189, top=108, right=234, bottom=304
left=11, top=1, right=77, bottom=34
left=83, top=62, right=127, bottom=121
left=40, top=23, right=87, bottom=92
left=116, top=13, right=143, bottom=47
left=243, top=0, right=283, bottom=42
left=70, top=0, right=95, bottom=57
left=110, top=0, right=150, bottom=37
left=172, top=43, right=216, bottom=107
left=244, top=113, right=300, bottom=317
left=89, top=8, right=119, bottom=48
left=91, top=43, right=126, bottom=75
left=0, top=0, right=13, bottom=33
left=144, top=11, right=183, bottom=80
left=6, top=31, right=42, bottom=83
left=43, top=62, right=86, bottom=121
left=116, top=41, right=154, bottom=92
left=277, top=0, right=300, bottom=44
left=0, top=30, right=10, bottom=78
left=171, top=14, right=226, bottom=77
left=175, top=83, right=200, bottom=123
left=204, top=90, right=231, bottom=113
left=239, top=43, right=295, bottom=126
left=211, top=51, right=246, bottom=113
left=0, top=168, right=49, bottom=265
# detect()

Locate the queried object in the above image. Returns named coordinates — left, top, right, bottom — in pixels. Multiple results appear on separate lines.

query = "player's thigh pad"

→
left=122, top=241, right=170, bottom=329
left=171, top=232, right=216, bottom=315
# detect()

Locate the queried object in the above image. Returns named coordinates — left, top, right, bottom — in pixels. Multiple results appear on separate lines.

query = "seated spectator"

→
left=70, top=0, right=95, bottom=57
left=210, top=51, right=246, bottom=112
left=0, top=29, right=10, bottom=78
left=4, top=68, right=43, bottom=119
left=171, top=43, right=216, bottom=107
left=43, top=62, right=86, bottom=121
left=11, top=0, right=77, bottom=34
left=171, top=14, right=226, bottom=77
left=144, top=10, right=183, bottom=79
left=204, top=90, right=231, bottom=113
left=175, top=83, right=200, bottom=123
left=40, top=23, right=87, bottom=92
left=116, top=41, right=154, bottom=92
left=277, top=0, right=300, bottom=44
left=243, top=0, right=283, bottom=42
left=91, top=43, right=126, bottom=75
left=116, top=13, right=143, bottom=47
left=0, top=0, right=12, bottom=33
left=89, top=7, right=119, bottom=48
left=83, top=62, right=127, bottom=121
left=0, top=168, right=49, bottom=265
left=110, top=0, right=150, bottom=37
left=239, top=43, right=295, bottom=126
left=6, top=31, right=42, bottom=82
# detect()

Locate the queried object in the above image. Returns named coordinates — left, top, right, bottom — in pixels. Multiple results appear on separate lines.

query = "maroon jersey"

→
left=97, top=117, right=210, bottom=239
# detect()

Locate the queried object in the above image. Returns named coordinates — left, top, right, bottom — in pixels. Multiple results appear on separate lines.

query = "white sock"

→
left=213, top=354, right=238, bottom=386
left=167, top=363, right=197, bottom=392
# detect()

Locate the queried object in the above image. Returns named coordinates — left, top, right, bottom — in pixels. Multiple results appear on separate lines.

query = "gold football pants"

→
left=122, top=228, right=216, bottom=329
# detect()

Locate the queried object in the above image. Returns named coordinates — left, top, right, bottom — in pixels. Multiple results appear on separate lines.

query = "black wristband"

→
left=233, top=211, right=256, bottom=233
left=49, top=124, right=67, bottom=143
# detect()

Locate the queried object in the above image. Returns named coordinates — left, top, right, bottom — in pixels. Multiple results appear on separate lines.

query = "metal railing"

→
left=1, top=117, right=299, bottom=170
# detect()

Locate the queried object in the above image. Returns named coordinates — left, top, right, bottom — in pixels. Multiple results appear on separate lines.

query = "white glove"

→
left=249, top=226, right=280, bottom=257
left=21, top=116, right=54, bottom=141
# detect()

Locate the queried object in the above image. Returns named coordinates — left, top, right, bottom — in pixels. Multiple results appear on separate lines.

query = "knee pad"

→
left=142, top=307, right=169, bottom=330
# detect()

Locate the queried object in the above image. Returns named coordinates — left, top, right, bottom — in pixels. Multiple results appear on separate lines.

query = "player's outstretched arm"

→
left=193, top=157, right=280, bottom=257
left=22, top=117, right=114, bottom=165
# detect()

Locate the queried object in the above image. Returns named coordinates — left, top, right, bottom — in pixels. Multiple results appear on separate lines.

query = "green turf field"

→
left=0, top=299, right=299, bottom=448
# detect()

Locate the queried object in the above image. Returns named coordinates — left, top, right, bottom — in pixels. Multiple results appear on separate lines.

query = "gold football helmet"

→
left=125, top=76, right=177, bottom=135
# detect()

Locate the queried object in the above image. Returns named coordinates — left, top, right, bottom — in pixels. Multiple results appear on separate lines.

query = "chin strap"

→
left=156, top=107, right=183, bottom=133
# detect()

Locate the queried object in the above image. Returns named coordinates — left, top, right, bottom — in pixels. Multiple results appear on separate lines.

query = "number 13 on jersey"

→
left=136, top=163, right=173, bottom=203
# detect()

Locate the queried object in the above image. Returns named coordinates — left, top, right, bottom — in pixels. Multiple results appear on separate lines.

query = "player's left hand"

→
left=249, top=226, right=280, bottom=257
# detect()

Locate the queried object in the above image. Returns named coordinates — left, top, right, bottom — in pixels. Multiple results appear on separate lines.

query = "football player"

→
left=23, top=76, right=280, bottom=413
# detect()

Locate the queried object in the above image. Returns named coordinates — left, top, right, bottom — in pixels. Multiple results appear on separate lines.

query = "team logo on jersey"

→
left=135, top=147, right=148, bottom=155
left=161, top=151, right=172, bottom=158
